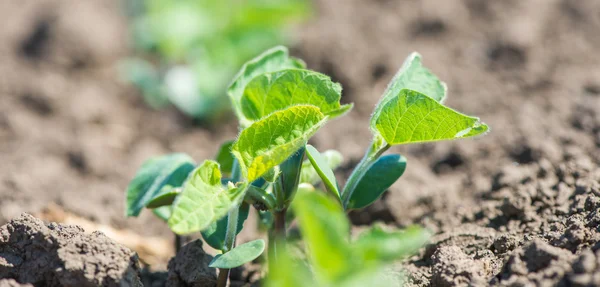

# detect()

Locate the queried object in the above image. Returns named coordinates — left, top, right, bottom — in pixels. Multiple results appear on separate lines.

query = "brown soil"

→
left=1, top=0, right=599, bottom=286
left=0, top=213, right=142, bottom=286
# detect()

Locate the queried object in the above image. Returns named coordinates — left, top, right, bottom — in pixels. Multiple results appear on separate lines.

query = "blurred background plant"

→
left=120, top=0, right=310, bottom=120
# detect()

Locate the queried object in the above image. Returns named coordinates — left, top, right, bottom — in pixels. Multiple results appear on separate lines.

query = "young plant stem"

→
left=217, top=159, right=243, bottom=287
left=341, top=142, right=390, bottom=209
left=174, top=234, right=184, bottom=253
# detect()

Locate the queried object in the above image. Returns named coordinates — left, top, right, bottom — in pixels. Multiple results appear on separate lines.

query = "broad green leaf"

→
left=370, top=52, right=446, bottom=131
left=347, top=154, right=407, bottom=210
left=209, top=239, right=266, bottom=268
left=354, top=225, right=430, bottom=264
left=374, top=89, right=488, bottom=145
left=300, top=149, right=343, bottom=185
left=228, top=46, right=305, bottom=124
left=278, top=147, right=306, bottom=206
left=146, top=186, right=181, bottom=209
left=293, top=190, right=354, bottom=283
left=231, top=105, right=328, bottom=181
left=168, top=160, right=247, bottom=234
left=305, top=145, right=340, bottom=200
left=201, top=203, right=250, bottom=251
left=241, top=69, right=352, bottom=121
left=215, top=140, right=235, bottom=176
left=126, top=153, right=195, bottom=217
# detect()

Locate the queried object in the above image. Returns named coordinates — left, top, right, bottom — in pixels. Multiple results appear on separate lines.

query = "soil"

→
left=1, top=0, right=599, bottom=286
left=0, top=213, right=142, bottom=286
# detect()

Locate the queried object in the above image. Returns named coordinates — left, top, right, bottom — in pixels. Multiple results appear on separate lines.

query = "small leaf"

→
left=202, top=203, right=250, bottom=251
left=231, top=105, right=328, bottom=182
left=146, top=186, right=181, bottom=209
left=347, top=154, right=407, bottom=210
left=293, top=190, right=354, bottom=283
left=300, top=149, right=343, bottom=185
left=228, top=46, right=305, bottom=124
left=215, top=140, right=235, bottom=176
left=354, top=225, right=430, bottom=264
left=241, top=69, right=351, bottom=121
left=374, top=89, right=488, bottom=146
left=370, top=52, right=446, bottom=131
left=126, top=153, right=195, bottom=217
left=168, top=160, right=247, bottom=235
left=305, top=145, right=340, bottom=200
left=152, top=206, right=172, bottom=222
left=209, top=239, right=266, bottom=269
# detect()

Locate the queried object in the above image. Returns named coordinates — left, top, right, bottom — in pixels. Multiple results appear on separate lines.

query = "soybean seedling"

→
left=125, top=46, right=488, bottom=286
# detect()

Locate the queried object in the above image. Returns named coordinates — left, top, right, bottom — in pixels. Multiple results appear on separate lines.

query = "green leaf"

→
left=293, top=190, right=354, bottom=283
left=300, top=149, right=343, bottom=185
left=215, top=140, right=235, bottom=176
left=201, top=203, right=250, bottom=251
left=265, top=246, right=315, bottom=287
left=146, top=186, right=181, bottom=209
left=305, top=145, right=340, bottom=200
left=228, top=46, right=305, bottom=124
left=370, top=52, right=446, bottom=131
left=126, top=153, right=195, bottom=217
left=347, top=154, right=407, bottom=210
left=168, top=160, right=247, bottom=235
left=354, top=225, right=430, bottom=264
left=241, top=69, right=352, bottom=121
left=374, top=89, right=488, bottom=145
left=231, top=105, right=328, bottom=182
left=278, top=147, right=306, bottom=207
left=209, top=239, right=266, bottom=269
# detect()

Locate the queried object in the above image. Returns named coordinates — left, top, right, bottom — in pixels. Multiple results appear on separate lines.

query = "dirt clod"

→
left=166, top=239, right=217, bottom=287
left=0, top=213, right=142, bottom=287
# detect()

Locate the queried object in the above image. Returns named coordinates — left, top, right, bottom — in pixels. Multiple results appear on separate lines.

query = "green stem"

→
left=341, top=143, right=390, bottom=209
left=217, top=158, right=243, bottom=287
left=269, top=208, right=287, bottom=269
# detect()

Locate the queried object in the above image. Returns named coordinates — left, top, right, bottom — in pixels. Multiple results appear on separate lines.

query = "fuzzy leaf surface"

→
left=209, top=239, right=265, bottom=268
left=370, top=52, right=446, bottom=131
left=232, top=105, right=328, bottom=181
left=241, top=69, right=351, bottom=121
left=228, top=46, right=305, bottom=124
left=374, top=89, right=488, bottom=145
left=347, top=154, right=407, bottom=210
left=168, top=160, right=246, bottom=234
left=126, top=153, right=195, bottom=217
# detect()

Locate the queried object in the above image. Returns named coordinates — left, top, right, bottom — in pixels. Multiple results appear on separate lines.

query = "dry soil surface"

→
left=1, top=0, right=599, bottom=286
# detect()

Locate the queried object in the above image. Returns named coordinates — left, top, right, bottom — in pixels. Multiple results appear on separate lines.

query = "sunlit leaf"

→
left=305, top=145, right=340, bottom=200
left=209, top=239, right=266, bottom=268
left=231, top=105, right=328, bottom=181
left=374, top=89, right=488, bottom=145
left=168, top=160, right=247, bottom=234
left=126, top=153, right=195, bottom=217
left=347, top=154, right=407, bottom=210
left=228, top=46, right=305, bottom=124
left=241, top=69, right=352, bottom=121
left=370, top=52, right=446, bottom=131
